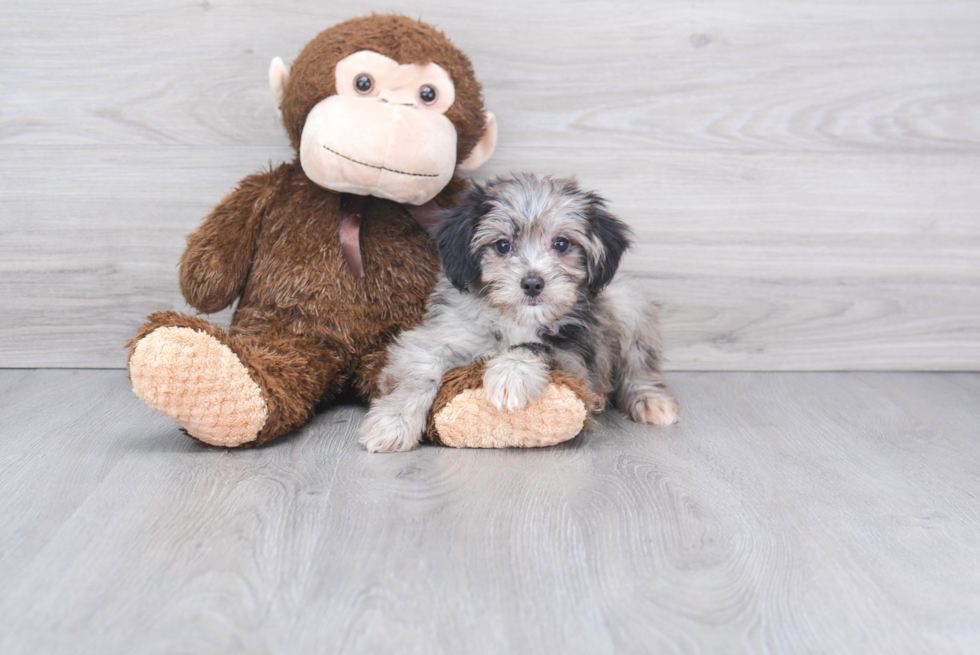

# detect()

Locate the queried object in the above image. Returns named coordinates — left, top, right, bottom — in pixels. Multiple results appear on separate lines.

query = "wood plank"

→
left=0, top=1, right=978, bottom=153
left=0, top=369, right=361, bottom=654
left=1, top=370, right=979, bottom=653
left=1, top=0, right=978, bottom=369
left=0, top=370, right=178, bottom=582
left=1, top=145, right=978, bottom=369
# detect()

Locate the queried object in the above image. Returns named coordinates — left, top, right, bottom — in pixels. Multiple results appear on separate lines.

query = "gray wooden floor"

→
left=1, top=370, right=977, bottom=654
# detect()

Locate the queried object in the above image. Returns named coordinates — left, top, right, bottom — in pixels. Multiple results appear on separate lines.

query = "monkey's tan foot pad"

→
left=129, top=326, right=268, bottom=447
left=432, top=383, right=588, bottom=449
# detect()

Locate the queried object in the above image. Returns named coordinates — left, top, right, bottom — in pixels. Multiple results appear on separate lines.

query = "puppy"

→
left=359, top=173, right=679, bottom=453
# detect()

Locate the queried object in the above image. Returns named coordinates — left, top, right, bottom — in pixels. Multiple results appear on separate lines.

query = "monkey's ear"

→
left=585, top=196, right=632, bottom=296
left=269, top=57, right=290, bottom=117
left=434, top=187, right=489, bottom=292
left=458, top=112, right=498, bottom=172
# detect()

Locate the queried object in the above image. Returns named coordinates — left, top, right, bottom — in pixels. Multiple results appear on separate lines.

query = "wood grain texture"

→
left=1, top=369, right=979, bottom=654
left=2, top=145, right=977, bottom=369
left=2, top=1, right=978, bottom=152
left=1, top=0, right=979, bottom=369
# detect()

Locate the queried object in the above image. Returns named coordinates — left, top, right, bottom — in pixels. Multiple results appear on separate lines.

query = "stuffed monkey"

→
left=127, top=14, right=589, bottom=449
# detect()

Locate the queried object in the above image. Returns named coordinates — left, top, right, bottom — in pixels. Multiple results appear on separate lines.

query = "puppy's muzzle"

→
left=521, top=275, right=545, bottom=297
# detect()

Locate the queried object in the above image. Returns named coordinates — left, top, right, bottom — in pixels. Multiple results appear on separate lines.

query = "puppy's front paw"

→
left=627, top=389, right=680, bottom=426
left=483, top=351, right=550, bottom=412
left=358, top=404, right=423, bottom=453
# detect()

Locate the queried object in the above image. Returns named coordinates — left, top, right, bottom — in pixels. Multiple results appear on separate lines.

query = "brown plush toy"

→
left=427, top=361, right=594, bottom=448
left=127, top=14, right=590, bottom=449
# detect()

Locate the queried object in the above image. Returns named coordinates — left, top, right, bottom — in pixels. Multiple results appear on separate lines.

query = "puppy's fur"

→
left=360, top=174, right=679, bottom=452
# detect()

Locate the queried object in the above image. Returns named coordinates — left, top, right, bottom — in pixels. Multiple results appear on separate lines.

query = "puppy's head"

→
left=435, top=173, right=632, bottom=326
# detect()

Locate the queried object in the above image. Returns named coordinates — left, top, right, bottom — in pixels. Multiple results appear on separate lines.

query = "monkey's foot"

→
left=129, top=326, right=268, bottom=447
left=427, top=362, right=592, bottom=448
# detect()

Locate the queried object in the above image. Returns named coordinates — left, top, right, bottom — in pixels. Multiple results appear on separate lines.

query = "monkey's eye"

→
left=552, top=237, right=570, bottom=253
left=494, top=239, right=512, bottom=254
left=354, top=74, right=374, bottom=94
left=419, top=85, right=437, bottom=105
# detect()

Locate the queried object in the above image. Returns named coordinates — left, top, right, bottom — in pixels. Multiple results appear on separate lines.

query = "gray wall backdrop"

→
left=1, top=0, right=978, bottom=370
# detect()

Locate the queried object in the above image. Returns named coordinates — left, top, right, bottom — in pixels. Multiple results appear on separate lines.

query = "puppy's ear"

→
left=584, top=194, right=632, bottom=295
left=435, top=185, right=488, bottom=292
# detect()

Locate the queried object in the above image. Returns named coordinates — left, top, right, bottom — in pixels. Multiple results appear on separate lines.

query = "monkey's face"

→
left=299, top=51, right=460, bottom=206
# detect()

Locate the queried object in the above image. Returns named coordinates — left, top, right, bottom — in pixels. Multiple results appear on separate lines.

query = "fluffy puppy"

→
left=359, top=173, right=679, bottom=452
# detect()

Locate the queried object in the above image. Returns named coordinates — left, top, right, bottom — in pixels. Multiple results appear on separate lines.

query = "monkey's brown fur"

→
left=127, top=15, right=488, bottom=447
left=280, top=15, right=488, bottom=164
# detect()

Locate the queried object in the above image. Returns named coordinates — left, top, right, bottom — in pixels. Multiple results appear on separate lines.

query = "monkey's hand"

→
left=180, top=166, right=287, bottom=313
left=483, top=345, right=551, bottom=412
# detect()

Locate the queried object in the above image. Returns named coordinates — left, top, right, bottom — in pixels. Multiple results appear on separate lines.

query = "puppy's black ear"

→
left=434, top=185, right=489, bottom=292
left=584, top=193, right=633, bottom=295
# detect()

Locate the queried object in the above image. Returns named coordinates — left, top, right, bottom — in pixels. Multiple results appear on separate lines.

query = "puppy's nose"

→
left=521, top=276, right=545, bottom=297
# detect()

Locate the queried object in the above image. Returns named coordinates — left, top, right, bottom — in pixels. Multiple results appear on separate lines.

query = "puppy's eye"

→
left=552, top=237, right=570, bottom=253
left=494, top=239, right=512, bottom=254
left=419, top=85, right=437, bottom=105
left=354, top=74, right=374, bottom=94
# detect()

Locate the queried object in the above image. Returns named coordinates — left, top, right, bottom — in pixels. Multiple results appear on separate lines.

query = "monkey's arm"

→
left=179, top=165, right=289, bottom=313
